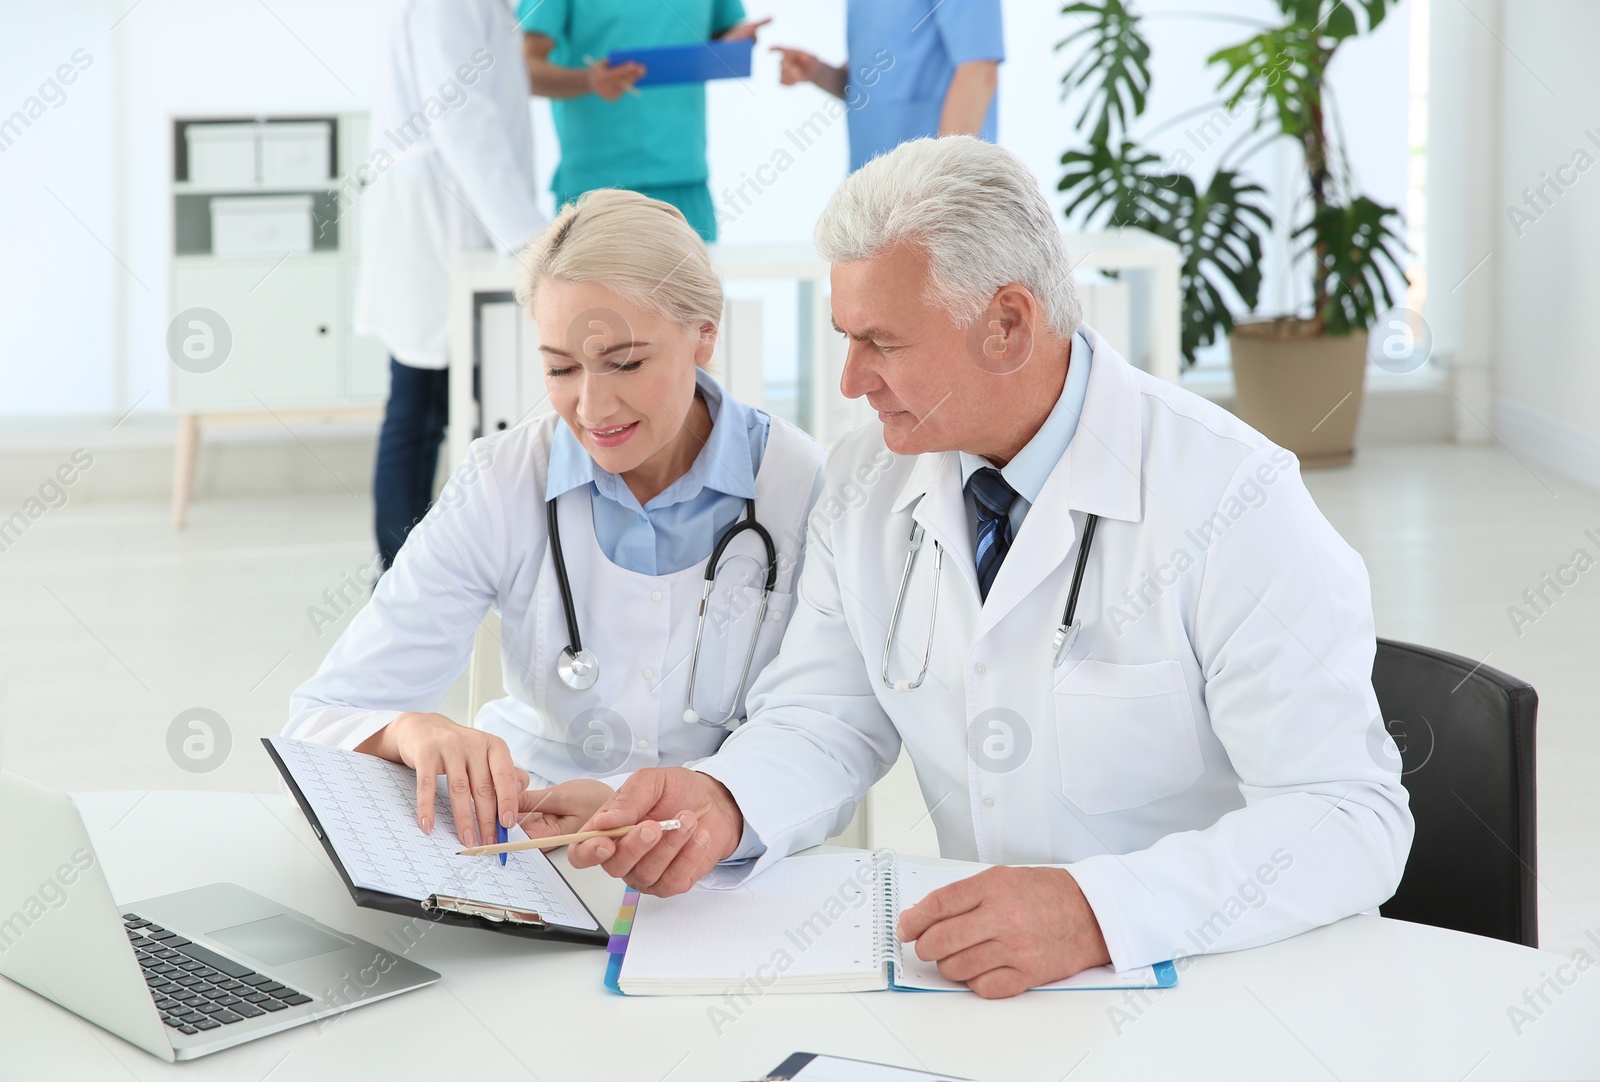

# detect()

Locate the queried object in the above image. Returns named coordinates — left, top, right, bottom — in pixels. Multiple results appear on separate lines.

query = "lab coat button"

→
left=636, top=739, right=649, bottom=749
left=974, top=662, right=987, bottom=675
left=643, top=668, right=654, bottom=680
left=651, top=590, right=663, bottom=602
left=982, top=797, right=995, bottom=808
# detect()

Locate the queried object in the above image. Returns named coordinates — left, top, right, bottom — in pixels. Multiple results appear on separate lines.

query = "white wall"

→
left=1430, top=0, right=1600, bottom=485
left=1, top=0, right=1412, bottom=417
left=1492, top=3, right=1600, bottom=450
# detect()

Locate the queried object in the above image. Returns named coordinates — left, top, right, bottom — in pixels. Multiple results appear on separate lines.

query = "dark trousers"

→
left=374, top=358, right=449, bottom=569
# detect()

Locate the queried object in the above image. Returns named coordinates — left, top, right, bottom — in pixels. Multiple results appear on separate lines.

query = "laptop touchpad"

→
left=207, top=914, right=351, bottom=966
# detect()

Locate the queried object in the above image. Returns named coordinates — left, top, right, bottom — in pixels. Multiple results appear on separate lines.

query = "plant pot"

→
left=1228, top=319, right=1368, bottom=468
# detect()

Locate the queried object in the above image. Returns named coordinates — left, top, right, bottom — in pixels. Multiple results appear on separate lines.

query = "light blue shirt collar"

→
left=545, top=366, right=759, bottom=510
left=959, top=330, right=1093, bottom=504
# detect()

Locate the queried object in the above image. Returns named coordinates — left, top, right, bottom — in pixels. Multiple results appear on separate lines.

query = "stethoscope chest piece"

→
left=557, top=645, right=599, bottom=690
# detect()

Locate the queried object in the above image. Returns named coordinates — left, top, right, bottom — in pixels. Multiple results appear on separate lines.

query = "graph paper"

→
left=267, top=736, right=597, bottom=931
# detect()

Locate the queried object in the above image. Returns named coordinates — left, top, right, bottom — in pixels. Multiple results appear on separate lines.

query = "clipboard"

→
left=263, top=738, right=608, bottom=947
left=606, top=38, right=754, bottom=88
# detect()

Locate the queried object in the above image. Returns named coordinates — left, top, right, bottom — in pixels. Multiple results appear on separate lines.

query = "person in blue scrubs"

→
left=771, top=0, right=1004, bottom=172
left=519, top=0, right=770, bottom=240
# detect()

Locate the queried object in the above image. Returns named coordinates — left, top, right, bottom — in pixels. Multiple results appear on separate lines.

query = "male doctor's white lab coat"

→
left=354, top=0, right=545, bottom=368
left=697, top=326, right=1415, bottom=972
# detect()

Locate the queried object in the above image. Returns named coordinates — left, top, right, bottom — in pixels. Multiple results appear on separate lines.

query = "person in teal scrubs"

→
left=772, top=0, right=1003, bottom=172
left=519, top=0, right=769, bottom=241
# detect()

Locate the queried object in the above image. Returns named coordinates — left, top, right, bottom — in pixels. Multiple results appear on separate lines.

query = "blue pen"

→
left=497, top=824, right=508, bottom=865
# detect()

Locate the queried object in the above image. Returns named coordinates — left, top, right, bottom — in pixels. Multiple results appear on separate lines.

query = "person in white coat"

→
left=560, top=137, right=1415, bottom=998
left=356, top=0, right=548, bottom=569
left=288, top=190, right=827, bottom=853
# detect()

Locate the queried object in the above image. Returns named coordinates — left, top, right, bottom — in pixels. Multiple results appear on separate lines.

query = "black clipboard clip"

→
left=422, top=894, right=546, bottom=928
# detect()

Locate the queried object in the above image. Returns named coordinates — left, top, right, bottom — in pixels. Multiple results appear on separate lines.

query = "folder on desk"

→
left=603, top=850, right=1178, bottom=994
left=606, top=38, right=754, bottom=88
left=263, top=737, right=607, bottom=946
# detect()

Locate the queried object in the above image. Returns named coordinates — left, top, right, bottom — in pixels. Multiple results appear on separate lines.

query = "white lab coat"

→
left=354, top=0, right=545, bottom=368
left=286, top=411, right=827, bottom=788
left=697, top=326, right=1415, bottom=972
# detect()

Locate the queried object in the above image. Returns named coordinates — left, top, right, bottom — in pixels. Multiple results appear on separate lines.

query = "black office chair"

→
left=1373, top=638, right=1538, bottom=947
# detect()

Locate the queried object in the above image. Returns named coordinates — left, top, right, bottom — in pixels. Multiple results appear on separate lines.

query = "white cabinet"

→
left=169, top=113, right=388, bottom=526
left=170, top=256, right=342, bottom=408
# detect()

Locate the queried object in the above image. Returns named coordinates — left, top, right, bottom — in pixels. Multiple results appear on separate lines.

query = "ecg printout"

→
left=268, top=736, right=598, bottom=931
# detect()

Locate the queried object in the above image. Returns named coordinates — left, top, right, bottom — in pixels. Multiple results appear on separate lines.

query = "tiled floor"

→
left=1, top=441, right=1595, bottom=959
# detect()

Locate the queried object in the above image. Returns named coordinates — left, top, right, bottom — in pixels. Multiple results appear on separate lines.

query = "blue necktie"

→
left=968, top=467, right=1018, bottom=602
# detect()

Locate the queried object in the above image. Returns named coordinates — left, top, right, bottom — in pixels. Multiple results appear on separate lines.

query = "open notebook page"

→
left=620, top=851, right=884, bottom=993
left=893, top=860, right=1165, bottom=990
left=267, top=736, right=597, bottom=931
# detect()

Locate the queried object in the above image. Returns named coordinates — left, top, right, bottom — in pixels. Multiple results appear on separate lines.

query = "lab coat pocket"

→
left=1052, top=659, right=1203, bottom=815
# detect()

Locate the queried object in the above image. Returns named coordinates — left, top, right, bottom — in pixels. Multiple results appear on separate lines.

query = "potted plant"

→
left=1055, top=0, right=1408, bottom=466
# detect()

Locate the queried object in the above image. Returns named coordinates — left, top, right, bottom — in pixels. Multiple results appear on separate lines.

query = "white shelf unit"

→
left=168, top=113, right=388, bottom=526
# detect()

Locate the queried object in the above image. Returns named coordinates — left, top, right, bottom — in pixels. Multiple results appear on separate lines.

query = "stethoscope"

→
left=881, top=512, right=1101, bottom=692
left=546, top=495, right=777, bottom=729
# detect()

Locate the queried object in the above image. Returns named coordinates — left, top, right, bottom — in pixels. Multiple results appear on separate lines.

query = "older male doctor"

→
left=562, top=136, right=1414, bottom=998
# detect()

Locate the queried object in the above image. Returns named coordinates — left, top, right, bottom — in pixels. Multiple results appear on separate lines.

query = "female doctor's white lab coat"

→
left=696, top=325, right=1415, bottom=973
left=354, top=0, right=545, bottom=368
left=286, top=412, right=826, bottom=788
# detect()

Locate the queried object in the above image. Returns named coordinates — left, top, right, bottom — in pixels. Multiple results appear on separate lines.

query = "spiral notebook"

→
left=605, top=850, right=1176, bottom=994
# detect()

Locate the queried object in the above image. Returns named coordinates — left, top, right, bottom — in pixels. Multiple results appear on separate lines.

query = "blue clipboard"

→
left=606, top=38, right=754, bottom=88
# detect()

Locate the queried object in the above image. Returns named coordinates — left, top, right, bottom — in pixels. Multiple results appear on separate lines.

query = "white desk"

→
left=5, top=790, right=1595, bottom=1081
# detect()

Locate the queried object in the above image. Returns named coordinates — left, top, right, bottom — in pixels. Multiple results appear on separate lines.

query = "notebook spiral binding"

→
left=870, top=848, right=900, bottom=975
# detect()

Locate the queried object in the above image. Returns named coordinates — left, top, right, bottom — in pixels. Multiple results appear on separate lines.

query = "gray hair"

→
left=814, top=136, right=1082, bottom=337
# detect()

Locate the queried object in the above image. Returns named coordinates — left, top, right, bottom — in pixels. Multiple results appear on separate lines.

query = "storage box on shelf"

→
left=169, top=115, right=387, bottom=527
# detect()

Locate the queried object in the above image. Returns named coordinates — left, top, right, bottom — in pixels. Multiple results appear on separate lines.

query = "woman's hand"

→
left=356, top=712, right=528, bottom=848
left=516, top=779, right=616, bottom=840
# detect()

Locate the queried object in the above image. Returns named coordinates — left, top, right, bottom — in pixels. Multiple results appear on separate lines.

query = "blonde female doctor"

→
left=285, top=190, right=826, bottom=851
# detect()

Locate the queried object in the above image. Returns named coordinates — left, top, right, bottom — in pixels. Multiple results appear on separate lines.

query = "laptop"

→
left=0, top=770, right=439, bottom=1061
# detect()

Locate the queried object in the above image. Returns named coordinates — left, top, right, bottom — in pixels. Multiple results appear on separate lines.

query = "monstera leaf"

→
left=1208, top=26, right=1324, bottom=142
left=1057, top=0, right=1151, bottom=145
left=1061, top=139, right=1273, bottom=364
left=1271, top=0, right=1394, bottom=39
left=1156, top=171, right=1275, bottom=362
left=1058, top=139, right=1179, bottom=226
left=1295, top=196, right=1407, bottom=336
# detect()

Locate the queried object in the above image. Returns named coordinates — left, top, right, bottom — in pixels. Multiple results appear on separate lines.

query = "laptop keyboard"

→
left=122, top=913, right=313, bottom=1035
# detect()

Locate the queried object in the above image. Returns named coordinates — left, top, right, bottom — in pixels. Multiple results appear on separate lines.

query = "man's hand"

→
left=770, top=46, right=847, bottom=98
left=586, top=59, right=646, bottom=102
left=895, top=866, right=1112, bottom=999
left=567, top=768, right=744, bottom=896
left=516, top=779, right=615, bottom=840
left=355, top=712, right=528, bottom=849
